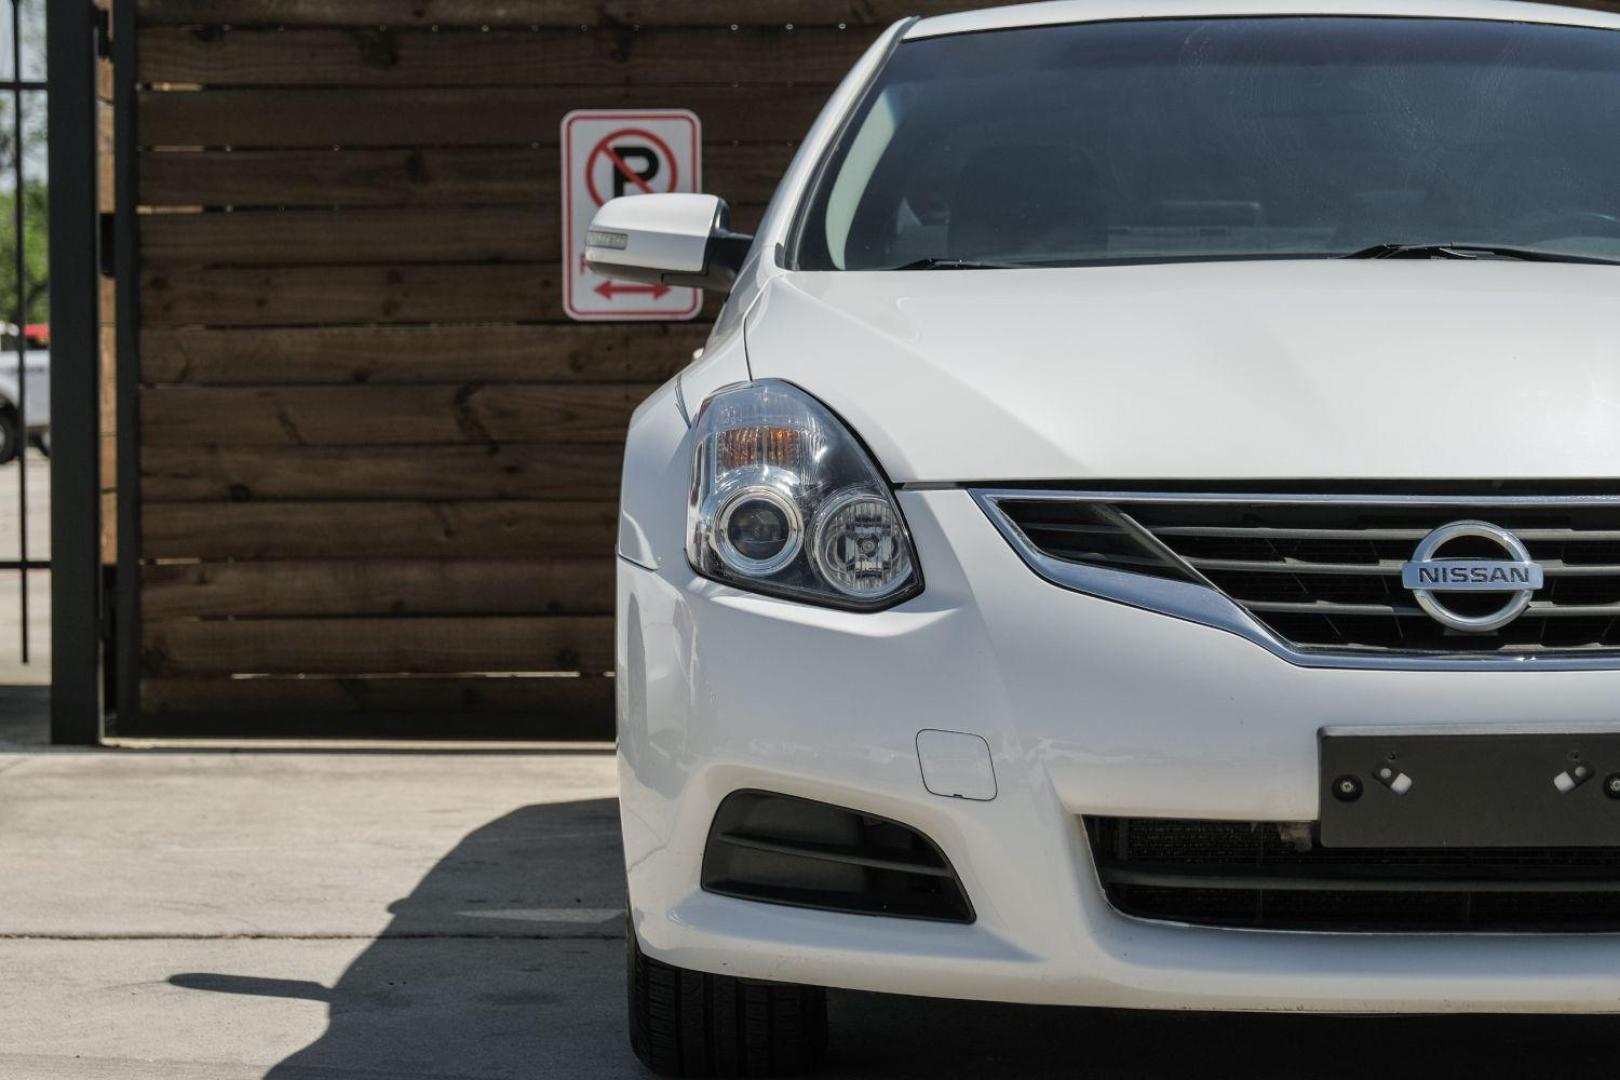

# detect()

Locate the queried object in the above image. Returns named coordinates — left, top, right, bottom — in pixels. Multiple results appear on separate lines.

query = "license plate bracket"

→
left=1319, top=727, right=1620, bottom=848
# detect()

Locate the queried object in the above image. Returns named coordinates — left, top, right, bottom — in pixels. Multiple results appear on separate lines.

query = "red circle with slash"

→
left=585, top=128, right=680, bottom=206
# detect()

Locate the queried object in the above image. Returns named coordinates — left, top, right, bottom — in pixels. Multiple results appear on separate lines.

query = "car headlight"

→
left=686, top=380, right=921, bottom=609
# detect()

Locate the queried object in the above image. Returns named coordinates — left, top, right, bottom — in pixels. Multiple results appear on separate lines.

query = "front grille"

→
left=1087, top=817, right=1620, bottom=932
left=992, top=489, right=1620, bottom=658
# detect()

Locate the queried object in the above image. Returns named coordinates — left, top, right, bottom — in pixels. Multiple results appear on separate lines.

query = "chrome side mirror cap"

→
left=584, top=193, right=754, bottom=294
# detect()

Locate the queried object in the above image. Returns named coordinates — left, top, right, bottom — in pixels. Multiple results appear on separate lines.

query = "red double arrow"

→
left=595, top=281, right=671, bottom=300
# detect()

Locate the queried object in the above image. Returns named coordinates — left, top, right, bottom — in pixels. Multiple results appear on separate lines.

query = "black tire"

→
left=0, top=405, right=18, bottom=466
left=628, top=918, right=828, bottom=1077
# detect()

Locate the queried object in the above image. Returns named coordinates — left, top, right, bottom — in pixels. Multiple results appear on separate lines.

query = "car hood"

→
left=742, top=260, right=1620, bottom=483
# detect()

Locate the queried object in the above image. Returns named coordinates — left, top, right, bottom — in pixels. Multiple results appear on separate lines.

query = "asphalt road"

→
left=4, top=726, right=1620, bottom=1079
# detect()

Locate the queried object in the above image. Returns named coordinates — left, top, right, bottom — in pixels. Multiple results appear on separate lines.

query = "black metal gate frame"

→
left=44, top=0, right=107, bottom=744
left=112, top=0, right=140, bottom=740
left=3, top=4, right=46, bottom=652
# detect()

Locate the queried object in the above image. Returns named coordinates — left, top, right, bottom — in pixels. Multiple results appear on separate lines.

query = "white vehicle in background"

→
left=0, top=322, right=49, bottom=463
left=593, top=1, right=1620, bottom=1074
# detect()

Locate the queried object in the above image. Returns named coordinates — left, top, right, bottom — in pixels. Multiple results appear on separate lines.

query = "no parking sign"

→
left=561, top=109, right=703, bottom=321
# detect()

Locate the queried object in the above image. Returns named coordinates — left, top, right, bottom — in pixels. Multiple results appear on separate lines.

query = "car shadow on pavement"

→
left=167, top=795, right=1620, bottom=1080
left=170, top=797, right=637, bottom=1080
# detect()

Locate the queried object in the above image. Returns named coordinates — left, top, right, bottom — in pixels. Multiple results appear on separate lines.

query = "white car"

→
left=595, top=1, right=1620, bottom=1073
left=0, top=326, right=49, bottom=463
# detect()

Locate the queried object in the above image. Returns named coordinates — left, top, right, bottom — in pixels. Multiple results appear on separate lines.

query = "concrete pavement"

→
left=0, top=454, right=51, bottom=565
left=0, top=454, right=50, bottom=685
left=0, top=740, right=635, bottom=1080
left=6, top=731, right=1620, bottom=1078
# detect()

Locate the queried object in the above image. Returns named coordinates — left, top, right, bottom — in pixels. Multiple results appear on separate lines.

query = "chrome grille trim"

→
left=972, top=488, right=1620, bottom=672
left=1096, top=502, right=1224, bottom=592
left=1186, top=557, right=1620, bottom=577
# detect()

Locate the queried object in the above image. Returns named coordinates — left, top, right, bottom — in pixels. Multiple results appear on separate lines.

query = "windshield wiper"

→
left=1342, top=242, right=1620, bottom=265
left=886, top=257, right=1026, bottom=270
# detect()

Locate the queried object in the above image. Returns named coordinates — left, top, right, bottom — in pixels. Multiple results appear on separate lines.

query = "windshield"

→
left=794, top=17, right=1620, bottom=270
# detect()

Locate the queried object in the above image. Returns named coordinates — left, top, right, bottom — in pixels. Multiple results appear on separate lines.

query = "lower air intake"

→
left=1087, top=817, right=1620, bottom=932
left=702, top=791, right=974, bottom=923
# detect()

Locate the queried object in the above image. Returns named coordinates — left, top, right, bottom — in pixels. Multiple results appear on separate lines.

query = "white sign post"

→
left=561, top=109, right=703, bottom=321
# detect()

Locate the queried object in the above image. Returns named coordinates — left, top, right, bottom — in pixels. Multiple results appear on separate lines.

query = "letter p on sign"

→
left=561, top=109, right=703, bottom=321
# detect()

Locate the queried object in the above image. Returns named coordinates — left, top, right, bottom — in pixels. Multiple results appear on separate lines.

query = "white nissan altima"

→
left=590, top=1, right=1620, bottom=1073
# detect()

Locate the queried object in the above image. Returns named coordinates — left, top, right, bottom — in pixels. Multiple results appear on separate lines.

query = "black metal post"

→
left=46, top=0, right=102, bottom=743
left=12, top=0, right=28, bottom=664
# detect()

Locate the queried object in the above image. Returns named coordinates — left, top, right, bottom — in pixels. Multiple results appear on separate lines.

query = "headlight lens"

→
left=715, top=484, right=802, bottom=576
left=810, top=490, right=913, bottom=599
left=687, top=380, right=921, bottom=609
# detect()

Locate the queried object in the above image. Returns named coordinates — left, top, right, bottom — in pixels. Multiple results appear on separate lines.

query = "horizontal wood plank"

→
left=140, top=264, right=556, bottom=326
left=102, top=434, right=119, bottom=496
left=142, top=205, right=554, bottom=266
left=140, top=203, right=764, bottom=267
left=142, top=263, right=572, bottom=325
left=139, top=144, right=795, bottom=208
left=141, top=86, right=829, bottom=147
left=135, top=0, right=990, bottom=27
left=142, top=615, right=615, bottom=675
left=141, top=263, right=724, bottom=326
left=142, top=383, right=654, bottom=446
left=103, top=491, right=118, bottom=567
left=141, top=324, right=701, bottom=384
left=142, top=442, right=625, bottom=500
left=144, top=500, right=618, bottom=558
left=141, top=26, right=869, bottom=86
left=143, top=557, right=615, bottom=616
left=99, top=101, right=116, bottom=214
left=140, top=674, right=613, bottom=727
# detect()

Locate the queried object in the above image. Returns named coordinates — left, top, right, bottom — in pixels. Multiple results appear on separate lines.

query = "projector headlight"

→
left=687, top=380, right=921, bottom=610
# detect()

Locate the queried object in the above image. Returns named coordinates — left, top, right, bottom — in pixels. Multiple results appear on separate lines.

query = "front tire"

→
left=0, top=405, right=17, bottom=465
left=627, top=918, right=828, bottom=1077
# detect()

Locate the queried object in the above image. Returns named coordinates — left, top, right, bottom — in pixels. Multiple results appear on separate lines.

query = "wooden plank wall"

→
left=129, top=0, right=1008, bottom=737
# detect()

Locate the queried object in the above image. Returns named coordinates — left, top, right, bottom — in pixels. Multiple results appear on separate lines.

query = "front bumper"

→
left=617, top=488, right=1620, bottom=1013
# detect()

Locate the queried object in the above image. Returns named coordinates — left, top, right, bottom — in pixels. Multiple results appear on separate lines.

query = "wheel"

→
left=0, top=405, right=18, bottom=465
left=627, top=917, right=828, bottom=1077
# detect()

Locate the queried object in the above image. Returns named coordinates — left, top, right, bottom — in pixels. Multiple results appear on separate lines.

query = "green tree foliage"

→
left=0, top=59, right=50, bottom=329
left=0, top=182, right=48, bottom=326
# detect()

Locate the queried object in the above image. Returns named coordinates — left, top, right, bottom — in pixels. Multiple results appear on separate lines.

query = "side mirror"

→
left=584, top=193, right=754, bottom=294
